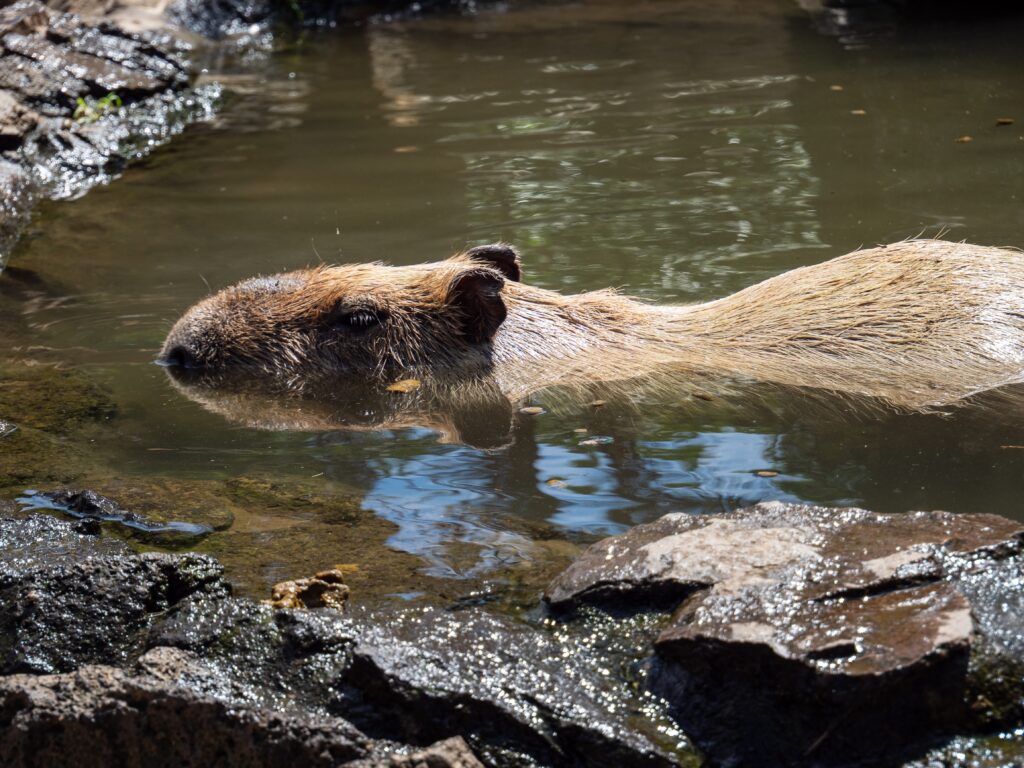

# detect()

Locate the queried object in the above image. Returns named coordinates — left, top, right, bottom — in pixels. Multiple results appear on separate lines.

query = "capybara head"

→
left=159, top=244, right=522, bottom=377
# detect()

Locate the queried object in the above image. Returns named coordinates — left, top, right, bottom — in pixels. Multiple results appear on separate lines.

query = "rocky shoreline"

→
left=4, top=501, right=1024, bottom=767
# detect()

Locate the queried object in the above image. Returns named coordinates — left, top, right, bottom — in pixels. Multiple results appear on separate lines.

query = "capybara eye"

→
left=330, top=308, right=382, bottom=333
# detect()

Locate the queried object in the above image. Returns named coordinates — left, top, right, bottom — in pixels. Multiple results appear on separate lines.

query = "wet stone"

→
left=545, top=502, right=1024, bottom=767
left=0, top=514, right=227, bottom=674
left=0, top=53, right=87, bottom=112
left=0, top=0, right=48, bottom=37
left=0, top=649, right=374, bottom=768
left=149, top=597, right=693, bottom=767
left=0, top=91, right=39, bottom=148
left=2, top=33, right=168, bottom=95
left=0, top=159, right=32, bottom=257
left=341, top=606, right=686, bottom=768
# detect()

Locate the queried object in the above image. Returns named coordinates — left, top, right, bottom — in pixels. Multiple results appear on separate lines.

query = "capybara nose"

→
left=158, top=344, right=201, bottom=369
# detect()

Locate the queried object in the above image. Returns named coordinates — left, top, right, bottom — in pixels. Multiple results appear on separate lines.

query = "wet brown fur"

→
left=162, top=239, right=1024, bottom=410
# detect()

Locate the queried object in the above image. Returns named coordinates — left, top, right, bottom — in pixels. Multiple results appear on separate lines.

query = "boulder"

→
left=341, top=605, right=687, bottom=767
left=0, top=514, right=227, bottom=674
left=0, top=646, right=481, bottom=768
left=149, top=595, right=692, bottom=767
left=545, top=502, right=1024, bottom=767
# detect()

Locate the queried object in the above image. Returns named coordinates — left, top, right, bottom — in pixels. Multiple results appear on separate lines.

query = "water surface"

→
left=4, top=0, right=1024, bottom=601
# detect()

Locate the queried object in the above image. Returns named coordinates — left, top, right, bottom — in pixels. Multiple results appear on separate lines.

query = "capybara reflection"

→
left=160, top=240, right=1024, bottom=410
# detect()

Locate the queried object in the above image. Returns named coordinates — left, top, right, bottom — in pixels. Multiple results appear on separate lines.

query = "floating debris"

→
left=386, top=378, right=421, bottom=393
left=955, top=135, right=973, bottom=143
left=829, top=84, right=844, bottom=91
left=850, top=109, right=867, bottom=116
left=520, top=406, right=546, bottom=415
left=996, top=118, right=1014, bottom=126
left=573, top=428, right=588, bottom=434
left=579, top=436, right=614, bottom=446
left=0, top=420, right=17, bottom=438
left=754, top=470, right=780, bottom=478
left=546, top=478, right=567, bottom=488
left=589, top=400, right=607, bottom=408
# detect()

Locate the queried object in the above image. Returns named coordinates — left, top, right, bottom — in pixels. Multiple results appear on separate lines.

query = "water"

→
left=3, top=0, right=1024, bottom=602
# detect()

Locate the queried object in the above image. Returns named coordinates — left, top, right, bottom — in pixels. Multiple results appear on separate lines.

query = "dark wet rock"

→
left=148, top=594, right=359, bottom=718
left=340, top=606, right=686, bottom=768
left=347, top=737, right=485, bottom=768
left=0, top=646, right=487, bottom=767
left=0, top=159, right=32, bottom=265
left=904, top=732, right=1024, bottom=768
left=546, top=502, right=1024, bottom=767
left=798, top=0, right=1024, bottom=44
left=0, top=647, right=374, bottom=768
left=0, top=512, right=689, bottom=766
left=0, top=514, right=227, bottom=674
left=0, top=92, right=39, bottom=149
left=168, top=0, right=273, bottom=40
left=148, top=596, right=693, bottom=767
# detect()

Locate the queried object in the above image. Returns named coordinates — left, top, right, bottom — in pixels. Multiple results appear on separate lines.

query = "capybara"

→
left=160, top=239, right=1024, bottom=410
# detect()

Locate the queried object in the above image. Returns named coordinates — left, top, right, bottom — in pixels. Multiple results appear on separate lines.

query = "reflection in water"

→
left=163, top=365, right=1024, bottom=576
left=5, top=1, right=1024, bottom=592
left=367, top=24, right=825, bottom=297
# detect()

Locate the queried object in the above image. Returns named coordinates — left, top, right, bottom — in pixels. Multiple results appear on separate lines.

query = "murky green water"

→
left=3, top=0, right=1024, bottom=603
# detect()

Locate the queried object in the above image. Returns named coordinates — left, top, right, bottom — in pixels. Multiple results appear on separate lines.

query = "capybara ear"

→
left=464, top=243, right=521, bottom=282
left=448, top=268, right=508, bottom=344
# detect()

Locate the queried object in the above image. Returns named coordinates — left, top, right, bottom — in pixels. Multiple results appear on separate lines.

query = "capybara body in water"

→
left=160, top=240, right=1024, bottom=410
